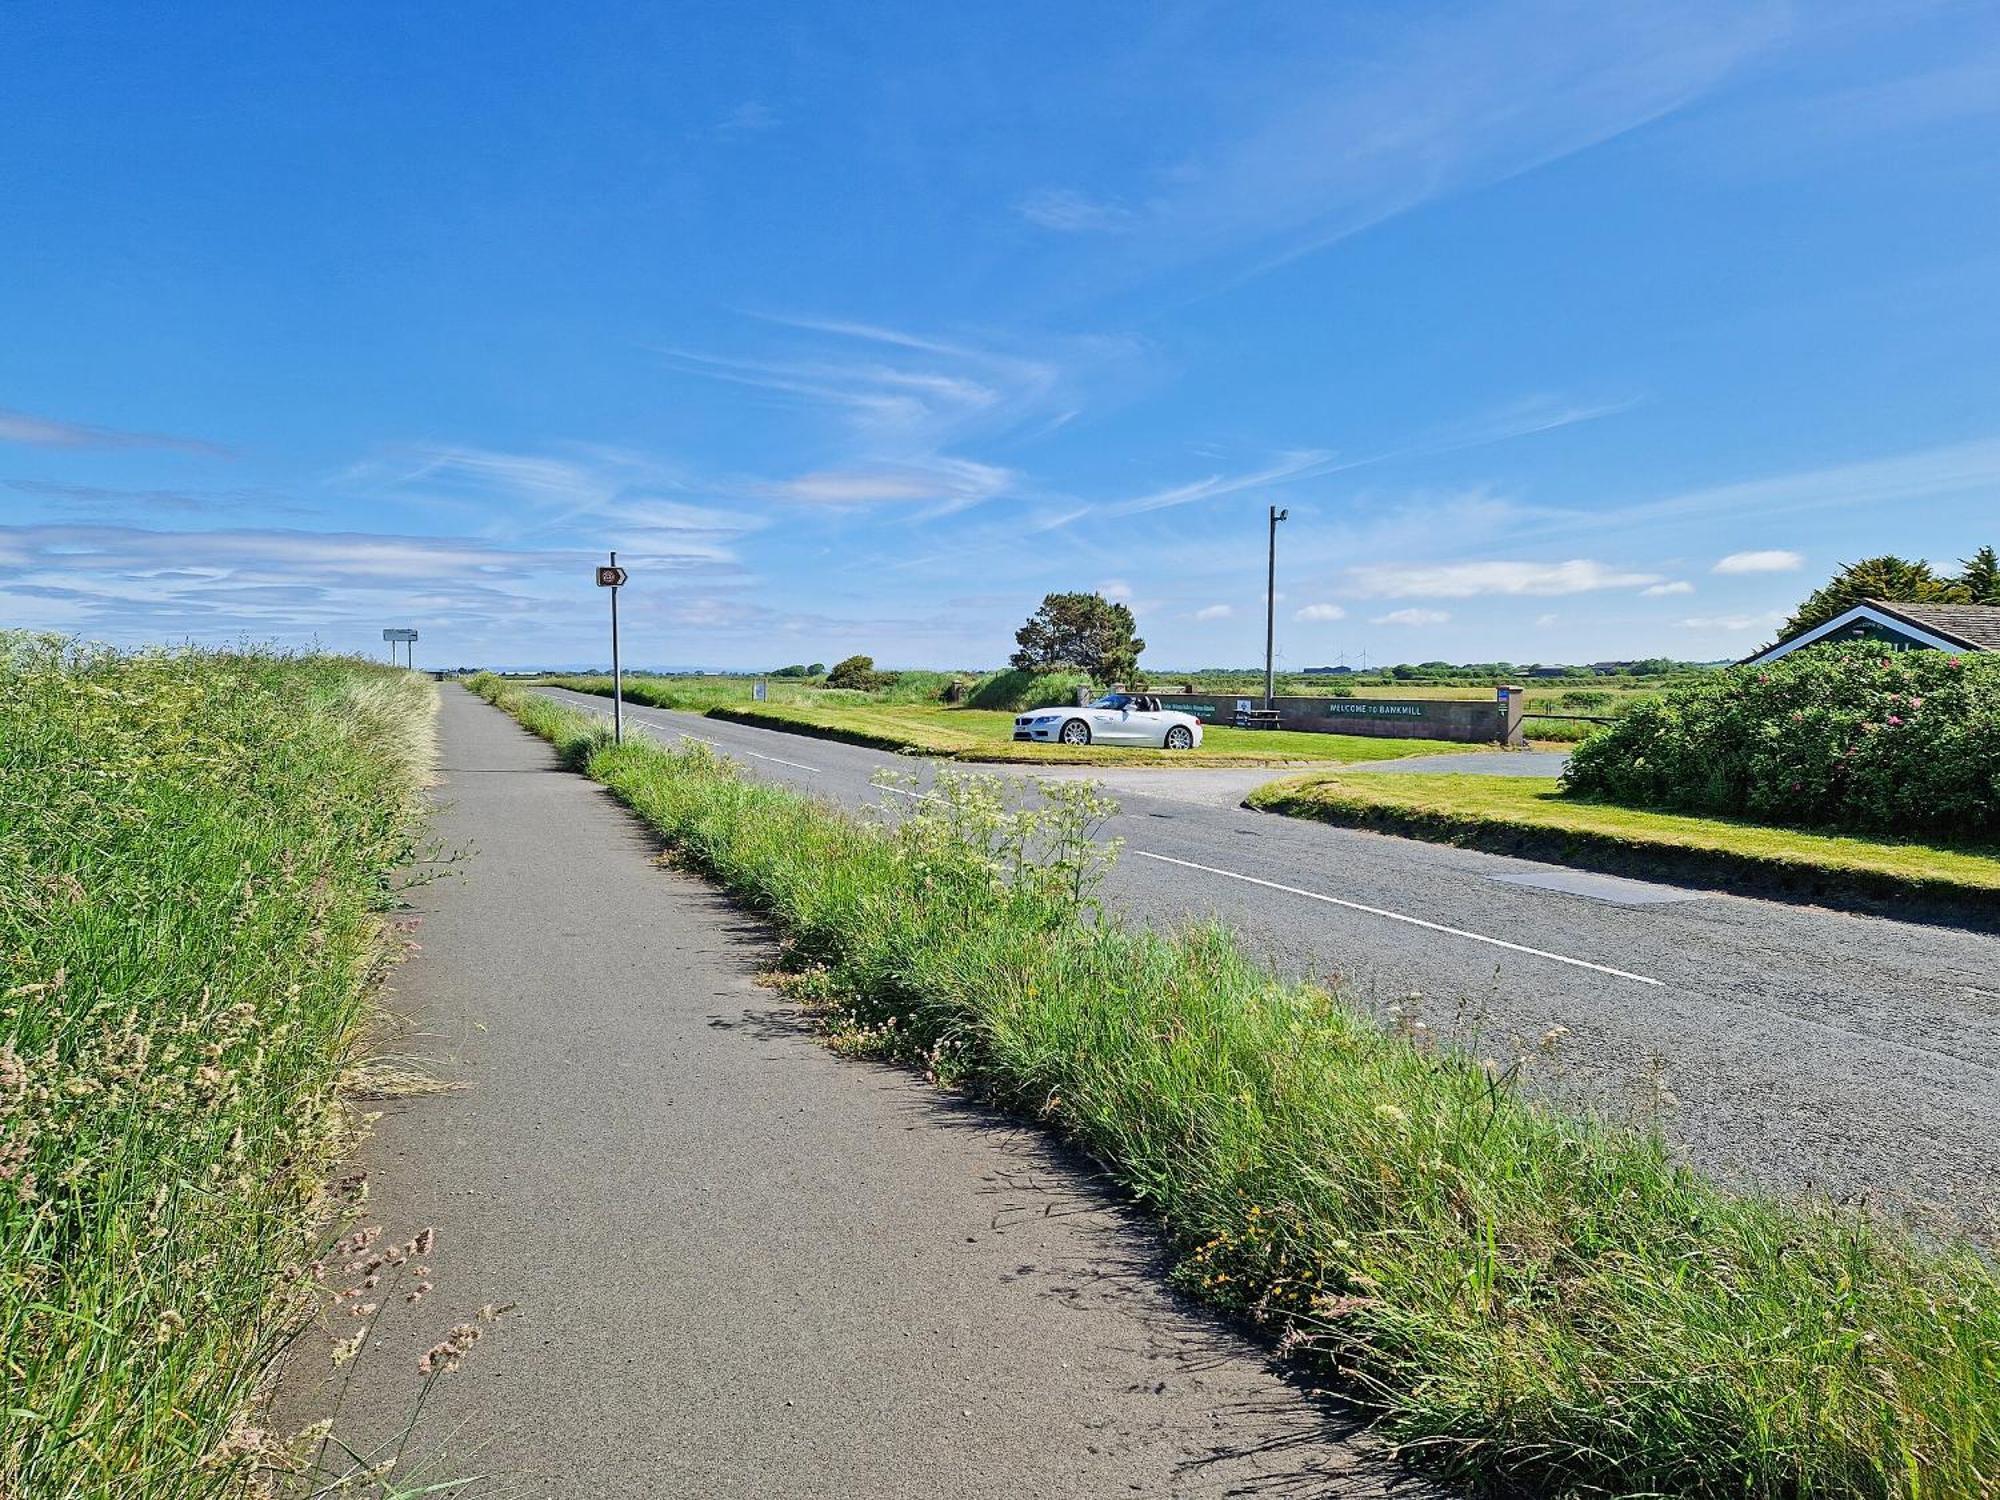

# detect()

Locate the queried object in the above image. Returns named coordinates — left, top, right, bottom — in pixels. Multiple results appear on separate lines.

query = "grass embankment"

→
left=1248, top=773, right=2000, bottom=907
left=470, top=673, right=2000, bottom=1499
left=541, top=676, right=1474, bottom=766
left=1, top=640, right=434, bottom=1496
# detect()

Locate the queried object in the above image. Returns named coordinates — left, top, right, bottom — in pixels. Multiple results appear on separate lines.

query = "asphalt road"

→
left=537, top=686, right=2000, bottom=1223
left=307, top=688, right=1424, bottom=1497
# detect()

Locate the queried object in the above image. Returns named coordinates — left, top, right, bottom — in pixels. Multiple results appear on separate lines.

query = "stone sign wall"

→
left=1156, top=690, right=1525, bottom=745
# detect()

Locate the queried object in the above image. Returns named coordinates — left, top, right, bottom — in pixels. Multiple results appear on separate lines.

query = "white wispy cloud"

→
left=352, top=443, right=757, bottom=552
left=1097, top=579, right=1134, bottom=602
left=1085, top=392, right=1628, bottom=528
left=1371, top=608, right=1451, bottom=626
left=716, top=100, right=779, bottom=136
left=1034, top=1, right=1784, bottom=280
left=1713, top=548, right=1803, bottom=574
left=1610, top=437, right=2000, bottom=532
left=1109, top=450, right=1334, bottom=516
left=1016, top=188, right=1137, bottom=232
left=1294, top=602, right=1346, bottom=621
left=1348, top=558, right=1662, bottom=598
left=1641, top=579, right=1695, bottom=596
left=655, top=316, right=1142, bottom=525
left=1193, top=603, right=1233, bottom=621
left=764, top=456, right=1013, bottom=515
left=1680, top=610, right=1786, bottom=631
left=0, top=405, right=229, bottom=457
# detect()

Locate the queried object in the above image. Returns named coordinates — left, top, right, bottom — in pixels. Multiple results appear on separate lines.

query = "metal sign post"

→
left=383, top=627, right=419, bottom=669
left=595, top=554, right=628, bottom=743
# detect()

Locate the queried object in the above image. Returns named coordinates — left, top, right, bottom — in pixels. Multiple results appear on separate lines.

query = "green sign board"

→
left=1324, top=701, right=1427, bottom=718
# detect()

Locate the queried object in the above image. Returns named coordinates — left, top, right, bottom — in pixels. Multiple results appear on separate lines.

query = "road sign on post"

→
left=596, top=553, right=625, bottom=743
left=383, top=628, right=418, bottom=669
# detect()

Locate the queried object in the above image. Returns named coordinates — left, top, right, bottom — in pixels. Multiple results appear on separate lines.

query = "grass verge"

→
left=1, top=638, right=435, bottom=1496
left=542, top=676, right=1476, bottom=766
left=471, top=672, right=2000, bottom=1499
left=1248, top=771, right=2000, bottom=916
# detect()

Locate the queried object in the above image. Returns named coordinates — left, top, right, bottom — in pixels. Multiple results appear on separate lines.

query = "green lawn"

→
left=708, top=699, right=1480, bottom=766
left=1248, top=771, right=2000, bottom=897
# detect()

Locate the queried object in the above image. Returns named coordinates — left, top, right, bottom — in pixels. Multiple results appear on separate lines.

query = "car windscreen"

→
left=1089, top=694, right=1130, bottom=709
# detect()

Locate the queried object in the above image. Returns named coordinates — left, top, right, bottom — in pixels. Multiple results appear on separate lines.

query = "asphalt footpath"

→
left=299, top=686, right=1429, bottom=1498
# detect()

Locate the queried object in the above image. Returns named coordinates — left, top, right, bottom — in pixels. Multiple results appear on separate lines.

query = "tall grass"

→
left=473, top=672, right=2000, bottom=1499
left=0, top=638, right=435, bottom=1497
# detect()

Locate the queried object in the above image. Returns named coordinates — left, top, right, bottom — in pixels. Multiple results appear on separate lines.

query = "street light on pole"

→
left=1264, top=505, right=1287, bottom=709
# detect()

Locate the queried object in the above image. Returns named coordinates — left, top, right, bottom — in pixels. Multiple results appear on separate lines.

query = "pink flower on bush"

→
left=1887, top=714, right=1903, bottom=726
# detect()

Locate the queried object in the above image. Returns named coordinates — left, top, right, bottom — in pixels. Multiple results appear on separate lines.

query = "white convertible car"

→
left=1013, top=693, right=1205, bottom=750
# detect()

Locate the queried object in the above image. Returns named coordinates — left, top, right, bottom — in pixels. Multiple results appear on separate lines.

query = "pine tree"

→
left=1957, top=545, right=2000, bottom=605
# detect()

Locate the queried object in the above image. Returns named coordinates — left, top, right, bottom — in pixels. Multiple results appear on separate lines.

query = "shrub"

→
left=963, top=667, right=1092, bottom=713
left=1562, top=643, right=2000, bottom=837
left=825, top=654, right=886, bottom=691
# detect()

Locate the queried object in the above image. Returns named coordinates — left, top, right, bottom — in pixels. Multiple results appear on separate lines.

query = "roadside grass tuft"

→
left=471, top=672, right=2000, bottom=1500
left=0, top=637, right=435, bottom=1496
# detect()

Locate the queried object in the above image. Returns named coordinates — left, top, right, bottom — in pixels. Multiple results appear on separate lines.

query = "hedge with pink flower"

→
left=1562, top=642, right=1999, bottom=838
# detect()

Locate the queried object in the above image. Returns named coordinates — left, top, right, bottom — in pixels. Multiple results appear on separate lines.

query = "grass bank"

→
left=1, top=639, right=435, bottom=1496
left=1248, top=771, right=2000, bottom=915
left=543, top=676, right=1475, bottom=766
left=470, top=673, right=2000, bottom=1499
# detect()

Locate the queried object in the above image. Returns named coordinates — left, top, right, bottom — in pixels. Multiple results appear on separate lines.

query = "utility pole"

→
left=1264, top=504, right=1287, bottom=709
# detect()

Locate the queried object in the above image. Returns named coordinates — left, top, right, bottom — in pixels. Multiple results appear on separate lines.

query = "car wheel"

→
left=1059, top=718, right=1092, bottom=746
left=1164, top=725, right=1193, bottom=750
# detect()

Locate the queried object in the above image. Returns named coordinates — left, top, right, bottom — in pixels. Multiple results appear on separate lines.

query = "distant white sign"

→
left=753, top=680, right=768, bottom=702
left=382, top=628, right=418, bottom=642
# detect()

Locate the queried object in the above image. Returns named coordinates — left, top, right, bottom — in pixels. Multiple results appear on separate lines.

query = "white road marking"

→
left=1133, top=850, right=1661, bottom=986
left=742, top=749, right=823, bottom=772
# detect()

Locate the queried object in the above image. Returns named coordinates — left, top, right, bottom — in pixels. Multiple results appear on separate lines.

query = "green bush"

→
left=824, top=654, right=886, bottom=691
left=1563, top=643, right=2000, bottom=836
left=963, top=667, right=1091, bottom=712
left=1556, top=688, right=1614, bottom=710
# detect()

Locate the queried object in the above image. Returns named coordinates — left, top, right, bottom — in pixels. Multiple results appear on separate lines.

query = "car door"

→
left=1091, top=697, right=1141, bottom=744
left=1121, top=700, right=1169, bottom=745
left=1115, top=697, right=1169, bottom=745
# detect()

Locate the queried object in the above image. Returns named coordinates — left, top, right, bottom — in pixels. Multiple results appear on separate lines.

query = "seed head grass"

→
left=474, top=671, right=2000, bottom=1499
left=0, top=637, right=435, bottom=1496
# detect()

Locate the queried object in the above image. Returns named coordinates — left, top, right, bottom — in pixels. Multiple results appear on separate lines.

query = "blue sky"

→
left=3, top=2, right=1997, bottom=670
